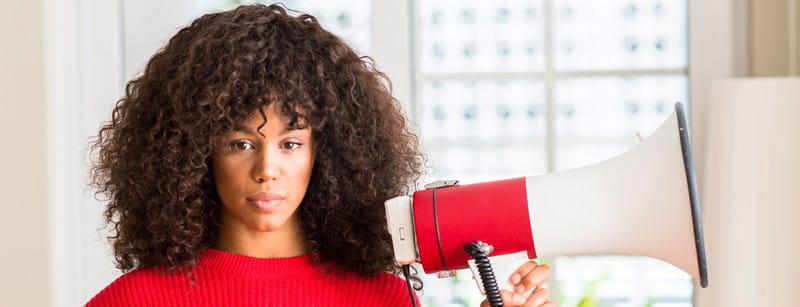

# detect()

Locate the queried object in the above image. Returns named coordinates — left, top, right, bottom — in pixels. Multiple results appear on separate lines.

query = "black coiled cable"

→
left=465, top=242, right=503, bottom=307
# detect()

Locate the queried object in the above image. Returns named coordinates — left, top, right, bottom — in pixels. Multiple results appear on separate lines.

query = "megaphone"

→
left=385, top=102, right=708, bottom=301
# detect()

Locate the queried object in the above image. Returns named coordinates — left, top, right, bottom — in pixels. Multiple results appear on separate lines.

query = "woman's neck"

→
left=214, top=215, right=308, bottom=258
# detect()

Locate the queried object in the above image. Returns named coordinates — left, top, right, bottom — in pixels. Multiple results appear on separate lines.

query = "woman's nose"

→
left=253, top=149, right=279, bottom=182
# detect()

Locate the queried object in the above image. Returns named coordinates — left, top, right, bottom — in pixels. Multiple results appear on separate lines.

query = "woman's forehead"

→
left=237, top=103, right=309, bottom=132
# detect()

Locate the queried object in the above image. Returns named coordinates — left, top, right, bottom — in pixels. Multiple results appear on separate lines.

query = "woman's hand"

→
left=479, top=260, right=554, bottom=307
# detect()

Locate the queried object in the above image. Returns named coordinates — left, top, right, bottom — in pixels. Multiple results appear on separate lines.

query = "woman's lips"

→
left=247, top=199, right=283, bottom=212
left=246, top=192, right=286, bottom=212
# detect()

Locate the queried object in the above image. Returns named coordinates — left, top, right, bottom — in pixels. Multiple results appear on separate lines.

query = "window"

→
left=281, top=0, right=371, bottom=54
left=414, top=0, right=692, bottom=306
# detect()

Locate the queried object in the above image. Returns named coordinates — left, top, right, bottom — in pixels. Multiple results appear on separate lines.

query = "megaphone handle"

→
left=465, top=242, right=504, bottom=307
left=468, top=251, right=531, bottom=294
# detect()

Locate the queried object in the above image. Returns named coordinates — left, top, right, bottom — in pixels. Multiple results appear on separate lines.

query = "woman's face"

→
left=212, top=104, right=314, bottom=234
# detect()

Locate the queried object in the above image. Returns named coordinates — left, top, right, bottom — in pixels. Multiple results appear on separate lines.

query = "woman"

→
left=87, top=4, right=553, bottom=306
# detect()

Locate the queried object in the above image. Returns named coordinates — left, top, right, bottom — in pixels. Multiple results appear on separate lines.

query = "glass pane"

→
left=419, top=79, right=546, bottom=142
left=419, top=79, right=547, bottom=182
left=555, top=75, right=688, bottom=170
left=556, top=256, right=694, bottom=307
left=419, top=0, right=544, bottom=73
left=283, top=0, right=371, bottom=54
left=428, top=143, right=547, bottom=184
left=555, top=75, right=687, bottom=170
left=554, top=0, right=687, bottom=71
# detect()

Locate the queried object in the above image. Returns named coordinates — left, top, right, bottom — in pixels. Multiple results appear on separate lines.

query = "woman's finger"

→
left=521, top=287, right=550, bottom=307
left=509, top=261, right=538, bottom=285
left=517, top=264, right=551, bottom=294
left=500, top=289, right=527, bottom=306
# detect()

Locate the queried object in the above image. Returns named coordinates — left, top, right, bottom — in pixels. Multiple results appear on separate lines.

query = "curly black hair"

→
left=90, top=3, right=424, bottom=277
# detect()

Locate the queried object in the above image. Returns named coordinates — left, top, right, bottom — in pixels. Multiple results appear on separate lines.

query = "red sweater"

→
left=86, top=249, right=416, bottom=306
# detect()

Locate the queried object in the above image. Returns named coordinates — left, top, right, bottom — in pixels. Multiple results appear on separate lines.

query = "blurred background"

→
left=1, top=0, right=798, bottom=306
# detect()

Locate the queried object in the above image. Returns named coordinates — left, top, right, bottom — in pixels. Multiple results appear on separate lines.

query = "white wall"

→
left=0, top=1, right=50, bottom=306
left=688, top=0, right=748, bottom=200
left=688, top=0, right=750, bottom=305
left=751, top=0, right=800, bottom=76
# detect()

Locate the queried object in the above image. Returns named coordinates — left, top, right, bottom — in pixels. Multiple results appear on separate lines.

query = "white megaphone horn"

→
left=385, top=102, right=708, bottom=300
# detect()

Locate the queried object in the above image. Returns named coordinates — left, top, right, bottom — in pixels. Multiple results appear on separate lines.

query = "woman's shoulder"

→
left=368, top=271, right=418, bottom=307
left=84, top=267, right=188, bottom=307
left=373, top=271, right=409, bottom=287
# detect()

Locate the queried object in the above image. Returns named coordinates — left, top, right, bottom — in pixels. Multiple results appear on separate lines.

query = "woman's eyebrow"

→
left=233, top=124, right=302, bottom=136
left=233, top=125, right=259, bottom=135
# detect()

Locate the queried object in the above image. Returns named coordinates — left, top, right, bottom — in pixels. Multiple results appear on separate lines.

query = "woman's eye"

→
left=282, top=141, right=301, bottom=150
left=230, top=140, right=255, bottom=151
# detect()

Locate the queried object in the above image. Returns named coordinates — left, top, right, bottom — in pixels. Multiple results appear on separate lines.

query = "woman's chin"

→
left=249, top=219, right=289, bottom=233
left=249, top=213, right=303, bottom=233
